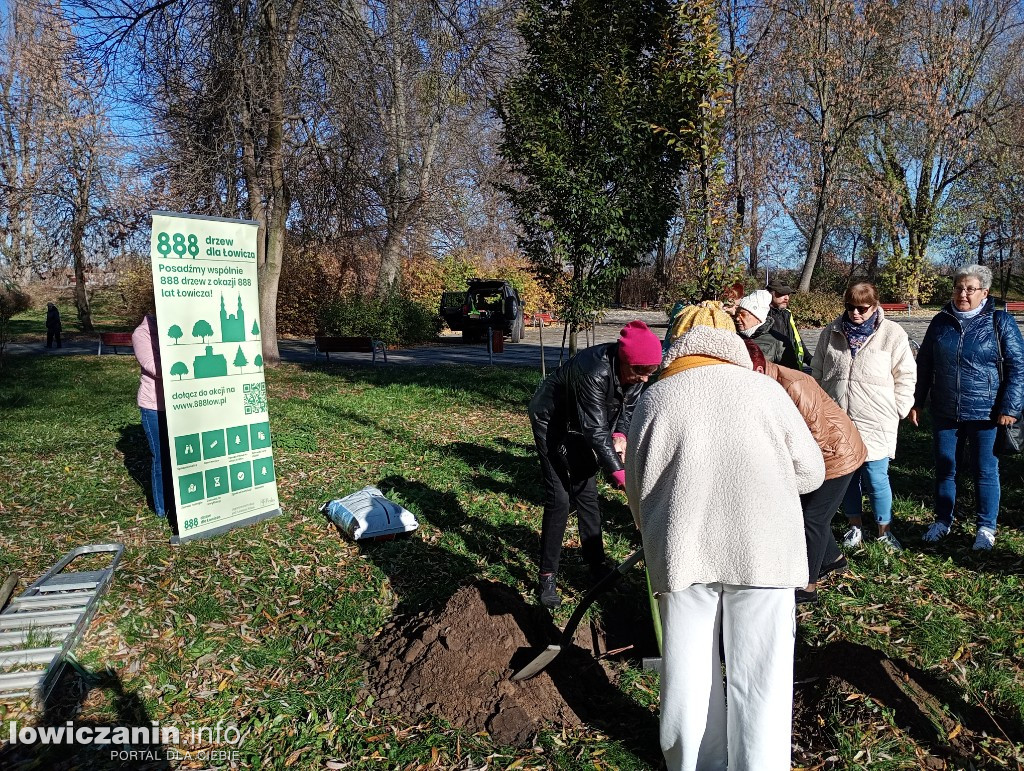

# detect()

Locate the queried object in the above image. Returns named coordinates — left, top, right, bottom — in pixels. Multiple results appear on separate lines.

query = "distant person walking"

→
left=133, top=313, right=173, bottom=519
left=766, top=279, right=809, bottom=368
left=45, top=303, right=62, bottom=349
left=910, top=264, right=1024, bottom=550
left=528, top=320, right=663, bottom=608
left=812, top=282, right=916, bottom=551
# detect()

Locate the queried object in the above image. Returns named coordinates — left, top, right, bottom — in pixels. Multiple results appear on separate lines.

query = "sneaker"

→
left=841, top=526, right=863, bottom=548
left=537, top=574, right=561, bottom=608
left=972, top=528, right=995, bottom=551
left=877, top=531, right=902, bottom=551
left=817, top=555, right=848, bottom=581
left=922, top=521, right=950, bottom=542
left=795, top=588, right=819, bottom=605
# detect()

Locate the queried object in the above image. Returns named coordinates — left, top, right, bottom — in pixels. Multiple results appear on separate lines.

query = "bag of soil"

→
left=322, top=486, right=419, bottom=541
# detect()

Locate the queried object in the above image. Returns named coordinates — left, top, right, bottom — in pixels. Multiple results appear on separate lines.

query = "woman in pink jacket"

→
left=133, top=314, right=173, bottom=518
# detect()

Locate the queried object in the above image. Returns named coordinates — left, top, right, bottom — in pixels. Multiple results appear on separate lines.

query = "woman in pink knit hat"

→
left=527, top=320, right=663, bottom=608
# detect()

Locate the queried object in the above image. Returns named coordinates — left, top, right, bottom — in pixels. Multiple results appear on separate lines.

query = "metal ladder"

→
left=0, top=544, right=124, bottom=706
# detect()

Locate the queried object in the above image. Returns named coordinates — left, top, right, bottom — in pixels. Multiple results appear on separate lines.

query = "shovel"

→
left=511, top=548, right=644, bottom=681
left=0, top=573, right=18, bottom=614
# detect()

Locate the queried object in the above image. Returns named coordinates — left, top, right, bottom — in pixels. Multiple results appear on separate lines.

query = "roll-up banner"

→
left=149, top=211, right=281, bottom=544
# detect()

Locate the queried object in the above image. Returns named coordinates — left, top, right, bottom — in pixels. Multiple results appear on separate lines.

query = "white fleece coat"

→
left=811, top=310, right=917, bottom=462
left=626, top=327, right=825, bottom=593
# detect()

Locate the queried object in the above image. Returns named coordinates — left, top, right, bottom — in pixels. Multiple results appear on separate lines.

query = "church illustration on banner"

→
left=219, top=293, right=246, bottom=343
left=175, top=293, right=252, bottom=379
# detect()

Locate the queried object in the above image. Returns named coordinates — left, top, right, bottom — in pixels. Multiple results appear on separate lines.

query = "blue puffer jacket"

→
left=914, top=298, right=1024, bottom=421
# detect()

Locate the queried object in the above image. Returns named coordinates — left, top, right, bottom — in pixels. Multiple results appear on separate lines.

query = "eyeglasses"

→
left=845, top=303, right=873, bottom=314
left=954, top=286, right=983, bottom=296
left=629, top=365, right=659, bottom=377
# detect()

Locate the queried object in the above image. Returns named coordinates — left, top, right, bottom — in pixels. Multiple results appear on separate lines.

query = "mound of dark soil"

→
left=360, top=580, right=660, bottom=751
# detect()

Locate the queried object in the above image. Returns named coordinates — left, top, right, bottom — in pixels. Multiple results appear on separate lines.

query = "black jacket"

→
left=767, top=305, right=806, bottom=368
left=528, top=343, right=643, bottom=477
left=742, top=318, right=787, bottom=366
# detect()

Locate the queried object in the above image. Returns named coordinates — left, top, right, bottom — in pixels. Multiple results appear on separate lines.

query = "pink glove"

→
left=611, top=469, right=626, bottom=489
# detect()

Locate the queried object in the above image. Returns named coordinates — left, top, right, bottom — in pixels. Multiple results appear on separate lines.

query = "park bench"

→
left=532, top=312, right=558, bottom=327
left=1004, top=301, right=1024, bottom=313
left=97, top=332, right=134, bottom=355
left=880, top=302, right=911, bottom=317
left=314, top=335, right=388, bottom=364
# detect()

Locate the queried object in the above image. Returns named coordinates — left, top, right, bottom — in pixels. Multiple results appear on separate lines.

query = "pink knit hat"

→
left=617, top=321, right=663, bottom=366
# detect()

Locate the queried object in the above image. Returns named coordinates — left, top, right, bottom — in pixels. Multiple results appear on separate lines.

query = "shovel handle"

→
left=0, top=573, right=19, bottom=614
left=558, top=548, right=644, bottom=646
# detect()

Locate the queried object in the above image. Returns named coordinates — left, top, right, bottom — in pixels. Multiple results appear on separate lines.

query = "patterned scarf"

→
left=841, top=310, right=879, bottom=358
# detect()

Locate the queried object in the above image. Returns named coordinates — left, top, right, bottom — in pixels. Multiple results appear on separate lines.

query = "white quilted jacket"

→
left=811, top=310, right=917, bottom=461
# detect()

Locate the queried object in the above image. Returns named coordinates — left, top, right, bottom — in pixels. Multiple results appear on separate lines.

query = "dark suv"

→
left=440, top=279, right=525, bottom=342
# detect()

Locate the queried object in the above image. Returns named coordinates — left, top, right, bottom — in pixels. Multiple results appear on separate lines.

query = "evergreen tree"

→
left=497, top=0, right=715, bottom=349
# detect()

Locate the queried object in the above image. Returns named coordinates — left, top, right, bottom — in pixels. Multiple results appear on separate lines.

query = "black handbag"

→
left=993, top=313, right=1023, bottom=455
left=996, top=421, right=1024, bottom=455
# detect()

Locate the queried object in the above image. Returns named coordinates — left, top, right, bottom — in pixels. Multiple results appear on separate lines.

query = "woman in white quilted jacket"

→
left=811, top=282, right=917, bottom=550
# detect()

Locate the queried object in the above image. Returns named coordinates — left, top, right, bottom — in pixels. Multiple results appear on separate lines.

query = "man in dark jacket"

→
left=528, top=320, right=663, bottom=608
left=45, top=303, right=62, bottom=349
left=766, top=280, right=810, bottom=367
left=736, top=290, right=794, bottom=368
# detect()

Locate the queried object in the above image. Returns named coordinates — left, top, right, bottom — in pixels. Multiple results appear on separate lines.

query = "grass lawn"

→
left=5, top=289, right=138, bottom=345
left=1, top=353, right=1024, bottom=769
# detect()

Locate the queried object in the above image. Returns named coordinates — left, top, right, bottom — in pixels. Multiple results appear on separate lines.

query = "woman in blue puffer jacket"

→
left=909, top=264, right=1024, bottom=550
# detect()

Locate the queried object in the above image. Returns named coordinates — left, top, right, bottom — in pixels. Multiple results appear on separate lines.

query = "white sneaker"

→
left=973, top=528, right=995, bottom=551
left=922, top=522, right=950, bottom=542
left=841, top=526, right=863, bottom=548
left=877, top=531, right=903, bottom=551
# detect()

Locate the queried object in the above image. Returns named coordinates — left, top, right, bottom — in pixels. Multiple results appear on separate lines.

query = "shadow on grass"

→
left=0, top=666, right=173, bottom=770
left=794, top=639, right=1022, bottom=768
left=479, top=584, right=662, bottom=766
left=373, top=476, right=540, bottom=609
left=116, top=423, right=152, bottom=512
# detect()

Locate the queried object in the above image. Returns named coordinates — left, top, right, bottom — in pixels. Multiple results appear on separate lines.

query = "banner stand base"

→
left=170, top=508, right=283, bottom=545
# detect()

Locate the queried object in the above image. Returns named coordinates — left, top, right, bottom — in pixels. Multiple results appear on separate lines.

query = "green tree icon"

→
left=192, top=319, right=214, bottom=343
left=170, top=361, right=189, bottom=380
left=254, top=354, right=263, bottom=370
left=168, top=324, right=183, bottom=344
left=251, top=320, right=260, bottom=337
left=233, top=346, right=248, bottom=373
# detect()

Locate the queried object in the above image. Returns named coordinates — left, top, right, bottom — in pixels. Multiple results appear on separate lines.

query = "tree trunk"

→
left=798, top=197, right=827, bottom=293
left=254, top=0, right=304, bottom=364
left=377, top=224, right=405, bottom=296
left=748, top=186, right=760, bottom=278
left=70, top=202, right=92, bottom=331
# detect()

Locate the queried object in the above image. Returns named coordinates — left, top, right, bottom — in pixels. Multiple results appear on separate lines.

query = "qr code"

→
left=243, top=382, right=267, bottom=414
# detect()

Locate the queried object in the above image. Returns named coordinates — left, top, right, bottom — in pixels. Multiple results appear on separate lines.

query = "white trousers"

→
left=658, top=583, right=795, bottom=771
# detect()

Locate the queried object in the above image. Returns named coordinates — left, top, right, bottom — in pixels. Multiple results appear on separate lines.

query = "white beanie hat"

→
left=737, top=290, right=772, bottom=323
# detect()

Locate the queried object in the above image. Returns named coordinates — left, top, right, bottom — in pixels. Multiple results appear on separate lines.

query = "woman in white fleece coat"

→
left=626, top=308, right=824, bottom=771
